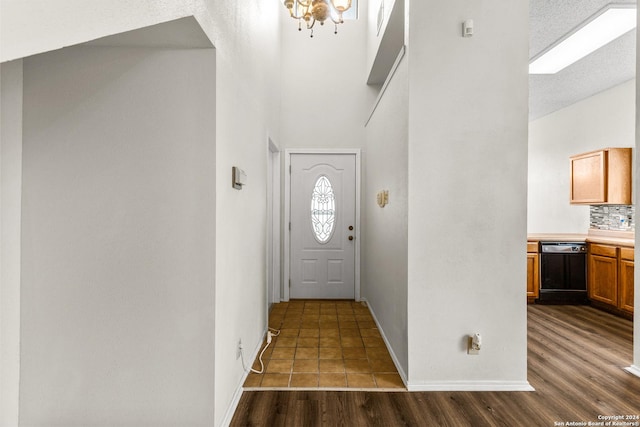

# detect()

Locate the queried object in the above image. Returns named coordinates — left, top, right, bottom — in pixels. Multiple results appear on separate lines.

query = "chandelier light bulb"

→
left=312, top=0, right=329, bottom=22
left=331, top=0, right=352, bottom=12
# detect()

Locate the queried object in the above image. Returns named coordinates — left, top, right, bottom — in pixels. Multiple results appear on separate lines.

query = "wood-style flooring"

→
left=231, top=305, right=640, bottom=426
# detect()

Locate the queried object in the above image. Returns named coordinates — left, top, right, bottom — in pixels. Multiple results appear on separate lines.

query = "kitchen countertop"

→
left=528, top=233, right=586, bottom=242
left=528, top=231, right=635, bottom=247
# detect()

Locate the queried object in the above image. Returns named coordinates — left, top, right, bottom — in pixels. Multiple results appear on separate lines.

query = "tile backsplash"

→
left=590, top=205, right=635, bottom=231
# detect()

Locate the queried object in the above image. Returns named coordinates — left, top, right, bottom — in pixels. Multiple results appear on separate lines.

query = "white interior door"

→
left=290, top=153, right=356, bottom=299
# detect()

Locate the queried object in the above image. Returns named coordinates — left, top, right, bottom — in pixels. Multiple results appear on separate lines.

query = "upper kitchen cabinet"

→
left=570, top=148, right=632, bottom=205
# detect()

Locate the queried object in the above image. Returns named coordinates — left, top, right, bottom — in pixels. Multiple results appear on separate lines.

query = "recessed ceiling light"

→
left=529, top=5, right=637, bottom=74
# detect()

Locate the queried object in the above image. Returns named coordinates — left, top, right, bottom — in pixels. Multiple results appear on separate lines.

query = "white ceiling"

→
left=529, top=0, right=637, bottom=120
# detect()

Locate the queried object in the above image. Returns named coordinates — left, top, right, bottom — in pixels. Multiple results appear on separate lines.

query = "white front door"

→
left=290, top=153, right=356, bottom=299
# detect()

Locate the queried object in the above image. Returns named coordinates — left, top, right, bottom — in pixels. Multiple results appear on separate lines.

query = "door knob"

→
left=348, top=236, right=354, bottom=241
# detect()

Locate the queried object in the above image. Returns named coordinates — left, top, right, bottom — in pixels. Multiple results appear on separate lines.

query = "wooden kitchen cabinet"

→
left=588, top=243, right=634, bottom=318
left=570, top=148, right=632, bottom=205
left=619, top=247, right=634, bottom=315
left=588, top=252, right=618, bottom=306
left=527, top=242, right=539, bottom=303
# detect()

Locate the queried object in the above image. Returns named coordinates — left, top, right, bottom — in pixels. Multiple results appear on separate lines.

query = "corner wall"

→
left=363, top=58, right=409, bottom=377
left=0, top=59, right=23, bottom=427
left=20, top=45, right=216, bottom=426
left=205, top=3, right=282, bottom=425
left=529, top=79, right=636, bottom=234
left=406, top=0, right=530, bottom=389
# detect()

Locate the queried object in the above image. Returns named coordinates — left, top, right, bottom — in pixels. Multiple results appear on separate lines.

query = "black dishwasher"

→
left=538, top=242, right=588, bottom=304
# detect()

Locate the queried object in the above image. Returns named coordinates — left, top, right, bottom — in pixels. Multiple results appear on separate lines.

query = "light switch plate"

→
left=467, top=336, right=480, bottom=355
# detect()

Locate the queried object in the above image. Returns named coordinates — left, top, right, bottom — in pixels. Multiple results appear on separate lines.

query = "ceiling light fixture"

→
left=529, top=5, right=637, bottom=74
left=283, top=0, right=352, bottom=37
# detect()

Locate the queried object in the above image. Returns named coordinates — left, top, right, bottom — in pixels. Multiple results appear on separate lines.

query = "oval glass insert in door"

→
left=310, top=175, right=336, bottom=244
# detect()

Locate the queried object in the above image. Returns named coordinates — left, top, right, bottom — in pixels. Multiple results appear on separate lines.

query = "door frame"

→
left=267, top=138, right=281, bottom=305
left=284, top=148, right=361, bottom=302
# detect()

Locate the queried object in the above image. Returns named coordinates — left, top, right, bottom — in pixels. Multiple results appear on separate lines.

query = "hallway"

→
left=243, top=300, right=404, bottom=389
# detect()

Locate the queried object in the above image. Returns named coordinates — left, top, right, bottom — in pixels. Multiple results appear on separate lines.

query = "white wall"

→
left=406, top=0, right=530, bottom=389
left=19, top=44, right=216, bottom=427
left=529, top=79, right=636, bottom=234
left=363, top=58, right=409, bottom=378
left=279, top=3, right=371, bottom=151
left=0, top=59, right=23, bottom=427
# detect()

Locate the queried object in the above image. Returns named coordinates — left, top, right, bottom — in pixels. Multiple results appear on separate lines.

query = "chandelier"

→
left=283, top=0, right=353, bottom=37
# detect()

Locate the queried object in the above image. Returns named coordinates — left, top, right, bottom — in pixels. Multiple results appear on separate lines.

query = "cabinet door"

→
left=588, top=254, right=617, bottom=306
left=570, top=150, right=606, bottom=204
left=527, top=253, right=539, bottom=302
left=618, top=259, right=634, bottom=314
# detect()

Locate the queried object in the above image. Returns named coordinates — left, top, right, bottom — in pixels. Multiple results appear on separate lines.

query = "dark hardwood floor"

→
left=231, top=305, right=640, bottom=426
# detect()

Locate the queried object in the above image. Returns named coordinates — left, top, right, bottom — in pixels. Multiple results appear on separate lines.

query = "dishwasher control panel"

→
left=540, top=242, right=587, bottom=253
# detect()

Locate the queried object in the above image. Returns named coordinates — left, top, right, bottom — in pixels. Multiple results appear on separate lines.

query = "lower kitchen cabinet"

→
left=618, top=248, right=634, bottom=315
left=588, top=247, right=618, bottom=306
left=527, top=242, right=539, bottom=303
left=587, top=243, right=634, bottom=318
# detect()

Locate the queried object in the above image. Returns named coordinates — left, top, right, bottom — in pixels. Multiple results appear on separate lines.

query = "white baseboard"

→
left=407, top=381, right=534, bottom=392
left=361, top=298, right=408, bottom=387
left=219, top=328, right=267, bottom=427
left=624, top=365, right=640, bottom=378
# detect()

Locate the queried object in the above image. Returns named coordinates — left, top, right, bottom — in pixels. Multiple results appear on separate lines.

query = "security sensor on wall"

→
left=462, top=19, right=474, bottom=37
left=232, top=167, right=247, bottom=190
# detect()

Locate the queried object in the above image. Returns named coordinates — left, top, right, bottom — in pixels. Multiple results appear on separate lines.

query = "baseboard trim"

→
left=407, top=381, right=535, bottom=392
left=624, top=365, right=640, bottom=378
left=220, top=378, right=244, bottom=427
left=220, top=328, right=267, bottom=427
left=361, top=298, right=408, bottom=388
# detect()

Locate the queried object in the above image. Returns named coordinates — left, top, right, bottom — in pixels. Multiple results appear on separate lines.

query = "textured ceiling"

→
left=529, top=0, right=637, bottom=120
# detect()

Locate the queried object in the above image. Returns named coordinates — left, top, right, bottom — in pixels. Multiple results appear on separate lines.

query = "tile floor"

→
left=243, top=300, right=405, bottom=390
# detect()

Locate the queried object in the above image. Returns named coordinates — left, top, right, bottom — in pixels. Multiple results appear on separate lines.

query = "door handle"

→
left=348, top=236, right=354, bottom=241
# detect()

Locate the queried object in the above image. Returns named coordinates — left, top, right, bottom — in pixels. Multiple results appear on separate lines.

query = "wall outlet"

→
left=236, top=339, right=242, bottom=360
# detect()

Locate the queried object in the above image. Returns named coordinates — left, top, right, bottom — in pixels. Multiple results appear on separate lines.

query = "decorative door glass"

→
left=310, top=175, right=336, bottom=244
